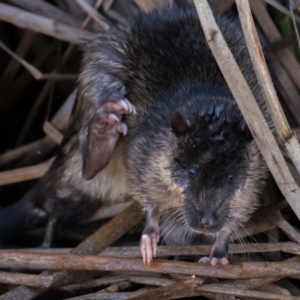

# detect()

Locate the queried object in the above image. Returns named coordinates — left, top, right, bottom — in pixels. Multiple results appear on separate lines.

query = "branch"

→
left=0, top=3, right=95, bottom=44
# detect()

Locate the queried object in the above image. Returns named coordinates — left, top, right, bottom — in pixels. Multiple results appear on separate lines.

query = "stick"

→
left=0, top=271, right=55, bottom=288
left=8, top=0, right=80, bottom=27
left=236, top=0, right=300, bottom=176
left=75, top=0, right=110, bottom=30
left=192, top=0, right=300, bottom=221
left=0, top=158, right=53, bottom=186
left=0, top=137, right=53, bottom=166
left=0, top=40, right=76, bottom=81
left=0, top=202, right=144, bottom=300
left=0, top=3, right=95, bottom=44
left=0, top=30, right=36, bottom=86
left=264, top=0, right=300, bottom=23
left=73, top=201, right=144, bottom=255
left=3, top=241, right=300, bottom=257
left=128, top=278, right=197, bottom=300
left=1, top=252, right=300, bottom=279
left=251, top=1, right=300, bottom=93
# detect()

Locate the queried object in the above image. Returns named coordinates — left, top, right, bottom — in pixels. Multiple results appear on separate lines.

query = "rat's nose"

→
left=200, top=210, right=215, bottom=228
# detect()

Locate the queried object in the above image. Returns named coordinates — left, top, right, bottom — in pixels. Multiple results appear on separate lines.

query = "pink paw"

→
left=95, top=97, right=136, bottom=136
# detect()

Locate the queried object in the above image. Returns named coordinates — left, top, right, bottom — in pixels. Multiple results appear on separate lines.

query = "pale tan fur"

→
left=59, top=141, right=128, bottom=204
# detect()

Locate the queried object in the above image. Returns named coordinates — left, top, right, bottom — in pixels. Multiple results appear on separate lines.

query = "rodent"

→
left=0, top=4, right=269, bottom=265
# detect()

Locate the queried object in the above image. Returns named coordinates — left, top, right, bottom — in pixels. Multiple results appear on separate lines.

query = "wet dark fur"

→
left=0, top=4, right=269, bottom=254
left=123, top=6, right=269, bottom=254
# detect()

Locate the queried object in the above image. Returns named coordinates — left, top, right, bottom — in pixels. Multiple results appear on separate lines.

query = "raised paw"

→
left=82, top=96, right=136, bottom=180
left=140, top=231, right=160, bottom=265
left=199, top=256, right=229, bottom=266
left=94, top=96, right=136, bottom=136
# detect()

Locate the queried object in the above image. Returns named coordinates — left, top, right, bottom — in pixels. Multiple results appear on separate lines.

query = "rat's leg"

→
left=199, top=233, right=229, bottom=266
left=82, top=96, right=136, bottom=180
left=140, top=205, right=160, bottom=265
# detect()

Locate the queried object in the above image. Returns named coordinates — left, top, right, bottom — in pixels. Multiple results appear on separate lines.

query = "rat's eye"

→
left=228, top=173, right=234, bottom=181
left=189, top=167, right=197, bottom=176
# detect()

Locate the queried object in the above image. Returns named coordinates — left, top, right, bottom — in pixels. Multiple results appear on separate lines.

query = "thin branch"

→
left=236, top=0, right=300, bottom=177
left=0, top=3, right=95, bottom=44
left=0, top=40, right=76, bottom=81
left=75, top=0, right=110, bottom=30
left=0, top=271, right=55, bottom=288
left=1, top=252, right=300, bottom=279
left=43, top=121, right=63, bottom=144
left=264, top=0, right=300, bottom=23
left=8, top=0, right=81, bottom=27
left=251, top=1, right=300, bottom=94
left=0, top=158, right=53, bottom=186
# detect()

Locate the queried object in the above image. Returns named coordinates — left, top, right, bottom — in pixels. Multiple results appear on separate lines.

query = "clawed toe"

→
left=140, top=232, right=159, bottom=265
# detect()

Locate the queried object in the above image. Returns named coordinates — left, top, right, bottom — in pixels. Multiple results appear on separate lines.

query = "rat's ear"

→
left=171, top=111, right=189, bottom=135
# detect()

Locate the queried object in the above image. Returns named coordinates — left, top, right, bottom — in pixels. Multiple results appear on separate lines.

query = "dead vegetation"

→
left=1, top=0, right=300, bottom=299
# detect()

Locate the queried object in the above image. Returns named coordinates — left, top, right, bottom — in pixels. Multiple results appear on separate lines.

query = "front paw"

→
left=140, top=230, right=160, bottom=265
left=199, top=256, right=229, bottom=266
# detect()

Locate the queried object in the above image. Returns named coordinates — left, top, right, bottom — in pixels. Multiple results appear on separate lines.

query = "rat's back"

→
left=123, top=5, right=263, bottom=116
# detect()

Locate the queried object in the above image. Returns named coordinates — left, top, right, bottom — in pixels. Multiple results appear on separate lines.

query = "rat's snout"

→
left=200, top=210, right=215, bottom=229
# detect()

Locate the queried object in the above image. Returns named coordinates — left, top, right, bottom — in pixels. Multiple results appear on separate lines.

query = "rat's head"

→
left=169, top=88, right=266, bottom=236
left=125, top=87, right=266, bottom=242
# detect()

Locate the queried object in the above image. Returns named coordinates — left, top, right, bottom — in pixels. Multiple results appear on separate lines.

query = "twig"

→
left=264, top=0, right=300, bottom=23
left=192, top=0, right=300, bottom=221
left=50, top=89, right=76, bottom=130
left=194, top=283, right=300, bottom=300
left=1, top=252, right=300, bottom=279
left=0, top=90, right=74, bottom=166
left=0, top=202, right=144, bottom=300
left=289, top=1, right=300, bottom=52
left=251, top=1, right=300, bottom=94
left=266, top=33, right=299, bottom=52
left=43, top=121, right=63, bottom=144
left=0, top=271, right=55, bottom=288
left=75, top=0, right=110, bottom=30
left=0, top=3, right=95, bottom=44
left=128, top=278, right=197, bottom=300
left=0, top=137, right=53, bottom=166
left=60, top=276, right=129, bottom=291
left=134, top=0, right=173, bottom=12
left=0, top=30, right=36, bottom=86
left=68, top=289, right=154, bottom=300
left=0, top=39, right=76, bottom=81
left=278, top=215, right=300, bottom=243
left=3, top=241, right=300, bottom=257
left=236, top=0, right=300, bottom=176
left=0, top=158, right=53, bottom=186
left=8, top=0, right=80, bottom=27
left=102, top=0, right=115, bottom=11
left=73, top=201, right=144, bottom=255
left=68, top=281, right=134, bottom=300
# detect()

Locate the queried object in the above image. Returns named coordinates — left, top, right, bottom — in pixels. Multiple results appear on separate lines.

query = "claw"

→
left=108, top=113, right=120, bottom=123
left=140, top=232, right=159, bottom=265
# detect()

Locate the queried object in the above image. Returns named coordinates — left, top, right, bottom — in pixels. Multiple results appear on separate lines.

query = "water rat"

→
left=122, top=6, right=269, bottom=265
left=0, top=4, right=269, bottom=266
